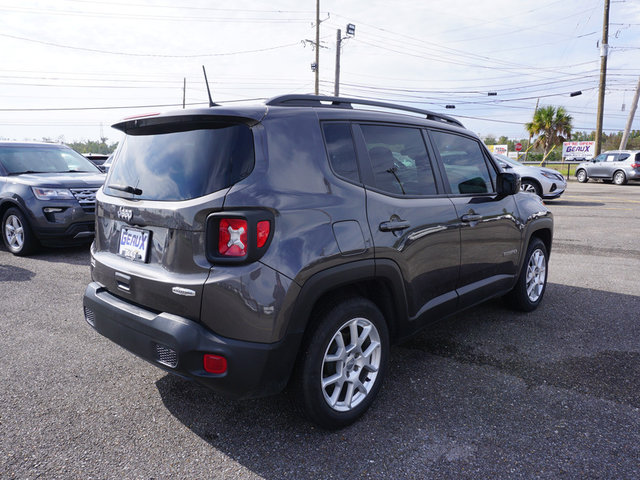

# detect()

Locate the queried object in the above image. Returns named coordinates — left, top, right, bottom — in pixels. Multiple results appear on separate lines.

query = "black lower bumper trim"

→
left=82, top=282, right=302, bottom=399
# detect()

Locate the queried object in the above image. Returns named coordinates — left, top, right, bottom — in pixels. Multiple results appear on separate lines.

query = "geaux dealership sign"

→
left=563, top=141, right=595, bottom=159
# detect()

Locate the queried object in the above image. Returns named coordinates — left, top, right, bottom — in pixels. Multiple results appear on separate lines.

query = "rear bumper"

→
left=82, top=282, right=302, bottom=399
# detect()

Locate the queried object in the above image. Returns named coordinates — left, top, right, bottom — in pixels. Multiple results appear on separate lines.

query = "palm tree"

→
left=525, top=105, right=573, bottom=158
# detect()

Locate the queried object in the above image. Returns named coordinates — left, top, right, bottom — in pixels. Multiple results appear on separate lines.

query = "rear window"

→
left=104, top=124, right=254, bottom=201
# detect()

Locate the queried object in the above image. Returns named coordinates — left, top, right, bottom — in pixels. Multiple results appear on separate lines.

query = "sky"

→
left=1, top=0, right=640, bottom=145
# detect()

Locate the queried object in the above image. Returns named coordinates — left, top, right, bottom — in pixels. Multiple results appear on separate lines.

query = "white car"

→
left=494, top=154, right=566, bottom=200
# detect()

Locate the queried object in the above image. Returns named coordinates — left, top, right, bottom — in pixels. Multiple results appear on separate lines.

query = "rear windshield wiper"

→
left=108, top=183, right=143, bottom=195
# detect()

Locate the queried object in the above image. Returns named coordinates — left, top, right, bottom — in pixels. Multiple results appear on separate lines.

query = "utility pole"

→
left=334, top=29, right=342, bottom=96
left=595, top=0, right=610, bottom=155
left=314, top=0, right=320, bottom=95
left=619, top=76, right=640, bottom=150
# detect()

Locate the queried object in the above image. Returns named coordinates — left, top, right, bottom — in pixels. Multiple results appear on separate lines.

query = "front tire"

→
left=2, top=207, right=38, bottom=256
left=576, top=169, right=588, bottom=183
left=613, top=170, right=627, bottom=185
left=292, top=297, right=389, bottom=429
left=506, top=237, right=548, bottom=312
left=521, top=180, right=542, bottom=197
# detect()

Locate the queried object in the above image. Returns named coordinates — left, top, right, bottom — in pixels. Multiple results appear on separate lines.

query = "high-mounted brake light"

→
left=122, top=112, right=161, bottom=120
left=219, top=218, right=248, bottom=257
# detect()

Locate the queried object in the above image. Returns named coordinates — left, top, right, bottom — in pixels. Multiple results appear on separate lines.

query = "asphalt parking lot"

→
left=1, top=180, right=639, bottom=479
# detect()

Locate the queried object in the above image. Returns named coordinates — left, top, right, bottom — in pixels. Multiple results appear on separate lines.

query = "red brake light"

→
left=219, top=218, right=248, bottom=257
left=203, top=354, right=227, bottom=374
left=257, top=220, right=270, bottom=248
left=631, top=163, right=640, bottom=169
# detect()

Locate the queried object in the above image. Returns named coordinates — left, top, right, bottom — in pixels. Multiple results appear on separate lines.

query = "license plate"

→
left=118, top=227, right=150, bottom=262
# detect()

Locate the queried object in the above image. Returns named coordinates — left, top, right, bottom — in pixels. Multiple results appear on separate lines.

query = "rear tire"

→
left=505, top=237, right=548, bottom=312
left=613, top=170, right=627, bottom=185
left=576, top=169, right=588, bottom=183
left=292, top=297, right=389, bottom=429
left=2, top=207, right=38, bottom=256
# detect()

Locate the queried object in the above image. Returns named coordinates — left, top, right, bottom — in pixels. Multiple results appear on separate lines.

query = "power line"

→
left=0, top=33, right=302, bottom=58
left=0, top=5, right=311, bottom=23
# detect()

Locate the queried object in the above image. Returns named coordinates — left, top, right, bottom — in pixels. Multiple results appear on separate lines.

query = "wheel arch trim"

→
left=286, top=259, right=409, bottom=340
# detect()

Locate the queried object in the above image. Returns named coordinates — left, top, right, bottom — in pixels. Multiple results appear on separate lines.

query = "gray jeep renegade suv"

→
left=83, top=95, right=553, bottom=429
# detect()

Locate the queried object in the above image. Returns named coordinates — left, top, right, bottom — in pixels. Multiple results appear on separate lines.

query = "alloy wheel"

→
left=614, top=171, right=626, bottom=185
left=4, top=214, right=25, bottom=251
left=526, top=248, right=546, bottom=303
left=321, top=317, right=382, bottom=412
left=577, top=170, right=587, bottom=183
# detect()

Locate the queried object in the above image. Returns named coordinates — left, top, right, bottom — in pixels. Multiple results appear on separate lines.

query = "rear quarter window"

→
left=322, top=122, right=360, bottom=183
left=104, top=123, right=254, bottom=201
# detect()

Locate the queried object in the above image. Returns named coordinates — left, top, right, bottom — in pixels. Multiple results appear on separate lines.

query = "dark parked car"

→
left=0, top=142, right=105, bottom=255
left=101, top=153, right=115, bottom=173
left=83, top=153, right=110, bottom=172
left=83, top=95, right=553, bottom=429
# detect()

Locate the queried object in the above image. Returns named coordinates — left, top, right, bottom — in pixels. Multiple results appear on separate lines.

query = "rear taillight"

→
left=218, top=218, right=248, bottom=257
left=206, top=211, right=274, bottom=264
left=631, top=163, right=640, bottom=169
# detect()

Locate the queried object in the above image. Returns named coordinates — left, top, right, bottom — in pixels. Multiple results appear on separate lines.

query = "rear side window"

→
left=617, top=154, right=630, bottom=162
left=322, top=123, right=360, bottom=182
left=105, top=124, right=254, bottom=201
left=430, top=131, right=494, bottom=194
left=360, top=125, right=437, bottom=196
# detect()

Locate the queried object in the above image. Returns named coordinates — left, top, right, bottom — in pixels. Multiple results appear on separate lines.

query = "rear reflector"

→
left=203, top=354, right=227, bottom=374
left=257, top=220, right=270, bottom=248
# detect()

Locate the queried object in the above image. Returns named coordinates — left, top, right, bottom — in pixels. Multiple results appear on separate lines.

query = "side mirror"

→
left=497, top=172, right=520, bottom=196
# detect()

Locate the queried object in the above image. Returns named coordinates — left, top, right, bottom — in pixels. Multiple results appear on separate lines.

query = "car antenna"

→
left=202, top=65, right=218, bottom=107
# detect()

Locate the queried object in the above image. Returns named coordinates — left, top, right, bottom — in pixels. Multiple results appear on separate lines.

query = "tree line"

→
left=65, top=137, right=118, bottom=155
left=484, top=104, right=640, bottom=162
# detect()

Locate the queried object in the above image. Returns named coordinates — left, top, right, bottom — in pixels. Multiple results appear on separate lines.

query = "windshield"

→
left=0, top=146, right=101, bottom=174
left=104, top=124, right=254, bottom=201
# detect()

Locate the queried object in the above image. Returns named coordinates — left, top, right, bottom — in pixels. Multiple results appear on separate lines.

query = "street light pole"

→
left=594, top=0, right=610, bottom=156
left=334, top=29, right=342, bottom=97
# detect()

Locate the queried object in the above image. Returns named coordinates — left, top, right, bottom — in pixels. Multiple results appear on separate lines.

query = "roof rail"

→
left=265, top=94, right=464, bottom=128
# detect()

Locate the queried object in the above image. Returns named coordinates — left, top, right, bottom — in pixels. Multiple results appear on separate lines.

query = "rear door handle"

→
left=379, top=220, right=410, bottom=232
left=461, top=214, right=482, bottom=223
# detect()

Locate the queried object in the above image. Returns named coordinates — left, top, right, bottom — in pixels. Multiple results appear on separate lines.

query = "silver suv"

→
left=575, top=150, right=640, bottom=185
